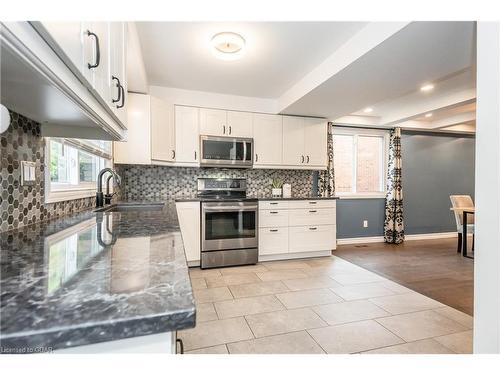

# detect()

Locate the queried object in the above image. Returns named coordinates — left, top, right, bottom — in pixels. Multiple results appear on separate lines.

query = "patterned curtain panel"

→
left=384, top=127, right=405, bottom=244
left=318, top=122, right=335, bottom=197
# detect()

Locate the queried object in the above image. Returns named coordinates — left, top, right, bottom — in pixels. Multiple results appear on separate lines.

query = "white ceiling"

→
left=281, top=22, right=476, bottom=119
left=135, top=22, right=367, bottom=98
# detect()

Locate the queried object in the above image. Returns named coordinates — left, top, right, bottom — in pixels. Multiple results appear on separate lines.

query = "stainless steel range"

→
left=198, top=178, right=258, bottom=269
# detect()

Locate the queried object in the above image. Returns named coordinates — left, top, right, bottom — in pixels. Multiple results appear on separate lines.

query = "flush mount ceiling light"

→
left=363, top=107, right=374, bottom=113
left=425, top=113, right=433, bottom=118
left=420, top=83, right=435, bottom=92
left=211, top=32, right=246, bottom=61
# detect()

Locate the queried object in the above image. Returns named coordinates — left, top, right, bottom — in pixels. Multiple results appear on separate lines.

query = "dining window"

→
left=332, top=127, right=389, bottom=198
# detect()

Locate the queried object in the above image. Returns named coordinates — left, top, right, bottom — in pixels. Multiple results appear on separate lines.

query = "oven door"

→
left=201, top=201, right=258, bottom=252
left=200, top=136, right=253, bottom=168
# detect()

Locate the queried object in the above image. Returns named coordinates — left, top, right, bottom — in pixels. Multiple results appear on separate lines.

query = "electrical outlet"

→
left=363, top=220, right=368, bottom=228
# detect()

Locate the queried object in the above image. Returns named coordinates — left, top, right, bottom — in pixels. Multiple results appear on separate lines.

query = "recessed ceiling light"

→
left=363, top=107, right=373, bottom=113
left=211, top=32, right=246, bottom=61
left=420, top=84, right=435, bottom=92
left=425, top=113, right=433, bottom=118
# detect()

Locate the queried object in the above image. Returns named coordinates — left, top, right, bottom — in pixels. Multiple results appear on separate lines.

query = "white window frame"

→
left=45, top=138, right=113, bottom=203
left=332, top=127, right=390, bottom=199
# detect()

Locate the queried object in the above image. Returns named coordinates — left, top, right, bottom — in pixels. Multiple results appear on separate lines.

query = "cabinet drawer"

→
left=259, top=227, right=289, bottom=255
left=259, top=209, right=289, bottom=228
left=259, top=200, right=290, bottom=210
left=288, top=200, right=336, bottom=209
left=289, top=208, right=335, bottom=226
left=289, top=225, right=336, bottom=253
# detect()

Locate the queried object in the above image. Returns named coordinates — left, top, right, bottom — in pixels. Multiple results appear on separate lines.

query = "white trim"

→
left=45, top=188, right=96, bottom=204
left=337, top=236, right=385, bottom=245
left=405, top=232, right=458, bottom=241
left=337, top=232, right=458, bottom=245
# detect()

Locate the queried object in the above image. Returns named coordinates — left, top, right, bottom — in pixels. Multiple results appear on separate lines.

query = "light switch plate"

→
left=21, top=161, right=36, bottom=186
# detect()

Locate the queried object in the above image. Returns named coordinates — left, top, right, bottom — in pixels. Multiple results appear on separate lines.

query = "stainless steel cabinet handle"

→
left=229, top=126, right=232, bottom=135
left=172, top=150, right=175, bottom=159
left=270, top=211, right=278, bottom=214
left=309, top=201, right=317, bottom=204
left=223, top=125, right=226, bottom=134
left=111, top=76, right=121, bottom=104
left=301, top=155, right=305, bottom=163
left=86, top=30, right=100, bottom=69
left=255, top=153, right=258, bottom=162
left=306, top=155, right=310, bottom=163
left=194, top=151, right=197, bottom=160
left=270, top=229, right=278, bottom=232
left=309, top=210, right=317, bottom=213
left=270, top=202, right=278, bottom=205
left=309, top=227, right=318, bottom=230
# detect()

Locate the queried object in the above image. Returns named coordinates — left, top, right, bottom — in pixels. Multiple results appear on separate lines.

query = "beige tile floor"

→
left=180, top=255, right=473, bottom=354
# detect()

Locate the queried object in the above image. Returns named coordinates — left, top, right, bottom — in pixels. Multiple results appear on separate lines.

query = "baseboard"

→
left=336, top=236, right=385, bottom=245
left=259, top=250, right=332, bottom=262
left=405, top=232, right=457, bottom=241
left=337, top=232, right=458, bottom=245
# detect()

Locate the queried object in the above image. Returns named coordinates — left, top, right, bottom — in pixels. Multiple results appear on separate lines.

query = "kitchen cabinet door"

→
left=227, top=111, right=253, bottom=138
left=288, top=225, right=336, bottom=253
left=35, top=22, right=85, bottom=75
left=83, top=22, right=110, bottom=103
left=114, top=93, right=151, bottom=164
left=200, top=108, right=227, bottom=136
left=253, top=114, right=283, bottom=166
left=282, top=116, right=305, bottom=166
left=175, top=106, right=200, bottom=165
left=304, top=118, right=327, bottom=167
left=109, top=22, right=127, bottom=126
left=151, top=96, right=175, bottom=162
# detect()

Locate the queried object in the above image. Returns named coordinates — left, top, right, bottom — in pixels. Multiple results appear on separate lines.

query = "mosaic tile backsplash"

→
left=115, top=165, right=316, bottom=201
left=0, top=111, right=96, bottom=233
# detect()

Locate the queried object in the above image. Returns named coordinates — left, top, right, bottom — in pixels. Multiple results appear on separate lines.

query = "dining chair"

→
left=450, top=195, right=475, bottom=253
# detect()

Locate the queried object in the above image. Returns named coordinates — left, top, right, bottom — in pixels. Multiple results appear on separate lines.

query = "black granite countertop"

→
left=0, top=201, right=195, bottom=353
left=175, top=196, right=339, bottom=202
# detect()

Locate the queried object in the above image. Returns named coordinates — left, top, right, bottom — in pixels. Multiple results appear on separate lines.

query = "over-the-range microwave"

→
left=199, top=135, right=253, bottom=168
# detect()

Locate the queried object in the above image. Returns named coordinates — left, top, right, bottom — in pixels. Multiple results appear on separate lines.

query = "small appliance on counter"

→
left=282, top=183, right=292, bottom=198
left=198, top=178, right=258, bottom=269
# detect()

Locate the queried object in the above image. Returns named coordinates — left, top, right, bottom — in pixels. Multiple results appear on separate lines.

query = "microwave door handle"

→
left=243, top=141, right=247, bottom=162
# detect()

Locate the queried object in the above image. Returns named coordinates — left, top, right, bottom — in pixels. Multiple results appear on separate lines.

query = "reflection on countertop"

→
left=0, top=201, right=195, bottom=352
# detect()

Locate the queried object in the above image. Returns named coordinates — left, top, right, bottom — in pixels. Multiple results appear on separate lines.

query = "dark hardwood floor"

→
left=335, top=237, right=474, bottom=315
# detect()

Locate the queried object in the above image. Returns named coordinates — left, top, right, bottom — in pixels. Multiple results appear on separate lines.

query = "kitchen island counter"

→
left=0, top=201, right=195, bottom=353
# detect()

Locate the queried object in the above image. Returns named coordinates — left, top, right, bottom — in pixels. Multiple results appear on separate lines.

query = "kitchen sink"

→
left=94, top=203, right=164, bottom=213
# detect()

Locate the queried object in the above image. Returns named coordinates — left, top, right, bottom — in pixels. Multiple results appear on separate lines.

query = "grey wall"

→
left=402, top=131, right=475, bottom=234
left=332, top=131, right=475, bottom=238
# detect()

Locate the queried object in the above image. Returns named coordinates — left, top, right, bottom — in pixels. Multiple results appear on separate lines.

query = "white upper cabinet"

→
left=227, top=111, right=253, bottom=138
left=175, top=106, right=200, bottom=165
left=199, top=108, right=227, bottom=136
left=151, top=96, right=175, bottom=163
left=199, top=108, right=253, bottom=138
left=304, top=117, right=327, bottom=167
left=36, top=22, right=86, bottom=73
left=282, top=116, right=306, bottom=165
left=282, top=116, right=327, bottom=168
left=30, top=21, right=128, bottom=134
left=253, top=114, right=283, bottom=166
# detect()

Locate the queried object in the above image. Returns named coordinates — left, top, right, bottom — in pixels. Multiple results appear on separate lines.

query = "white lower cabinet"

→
left=258, top=199, right=336, bottom=261
left=176, top=201, right=201, bottom=265
left=259, top=227, right=289, bottom=255
left=289, top=225, right=336, bottom=253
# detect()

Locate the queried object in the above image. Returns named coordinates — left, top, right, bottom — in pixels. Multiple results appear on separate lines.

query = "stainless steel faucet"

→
left=96, top=168, right=121, bottom=208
